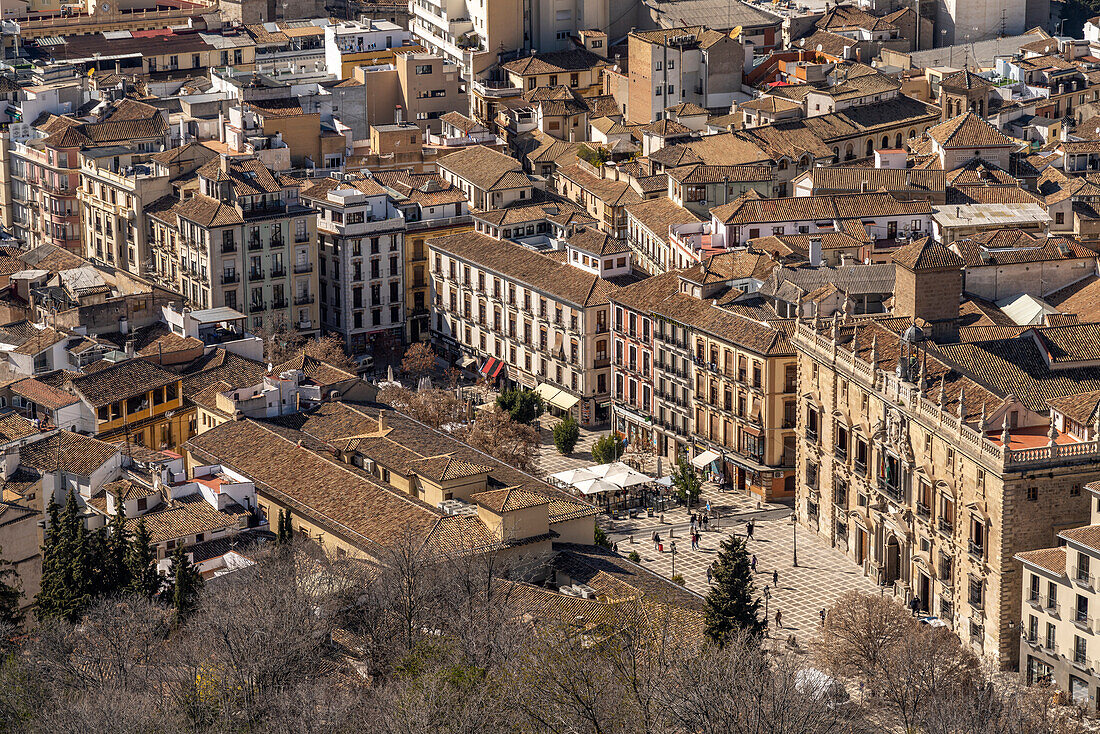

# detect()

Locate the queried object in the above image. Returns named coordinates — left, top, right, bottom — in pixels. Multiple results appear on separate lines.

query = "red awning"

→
left=490, top=359, right=505, bottom=379
left=480, top=357, right=496, bottom=375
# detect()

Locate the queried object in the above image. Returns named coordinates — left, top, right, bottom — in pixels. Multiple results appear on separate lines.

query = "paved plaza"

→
left=526, top=416, right=886, bottom=638
left=606, top=493, right=885, bottom=639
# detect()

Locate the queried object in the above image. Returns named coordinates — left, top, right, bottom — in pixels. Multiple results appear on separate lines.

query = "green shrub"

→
left=553, top=416, right=580, bottom=455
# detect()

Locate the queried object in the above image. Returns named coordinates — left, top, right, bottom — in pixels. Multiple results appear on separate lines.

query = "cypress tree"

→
left=169, top=544, right=203, bottom=620
left=275, top=509, right=287, bottom=544
left=0, top=545, right=22, bottom=626
left=37, top=491, right=91, bottom=622
left=126, top=518, right=160, bottom=599
left=105, top=487, right=130, bottom=594
left=704, top=534, right=765, bottom=645
left=284, top=508, right=293, bottom=542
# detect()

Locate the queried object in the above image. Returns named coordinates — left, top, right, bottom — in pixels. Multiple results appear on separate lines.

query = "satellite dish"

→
left=731, top=26, right=743, bottom=38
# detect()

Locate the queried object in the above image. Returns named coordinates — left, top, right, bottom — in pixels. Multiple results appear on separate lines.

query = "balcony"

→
left=248, top=237, right=264, bottom=251
left=271, top=266, right=287, bottom=278
left=222, top=242, right=237, bottom=254
left=938, top=517, right=954, bottom=535
left=221, top=272, right=239, bottom=285
left=877, top=478, right=902, bottom=503
left=294, top=294, right=314, bottom=305
left=806, top=429, right=818, bottom=444
left=249, top=301, right=266, bottom=313
left=1075, top=568, right=1096, bottom=588
left=968, top=540, right=985, bottom=560
left=249, top=270, right=265, bottom=280
left=834, top=444, right=848, bottom=462
left=271, top=298, right=288, bottom=309
left=916, top=501, right=931, bottom=519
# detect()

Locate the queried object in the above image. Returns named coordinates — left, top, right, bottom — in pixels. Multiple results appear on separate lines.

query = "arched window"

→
left=845, top=143, right=854, bottom=160
left=866, top=139, right=874, bottom=156
left=895, top=133, right=903, bottom=148
left=908, top=128, right=916, bottom=139
left=881, top=135, right=889, bottom=149
left=778, top=159, right=789, bottom=170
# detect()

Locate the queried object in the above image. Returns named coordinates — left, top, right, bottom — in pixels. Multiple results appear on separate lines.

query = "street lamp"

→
left=670, top=540, right=677, bottom=579
left=763, top=585, right=771, bottom=624
left=791, top=510, right=799, bottom=567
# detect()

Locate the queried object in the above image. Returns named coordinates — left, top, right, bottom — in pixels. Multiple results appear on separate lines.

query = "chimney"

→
left=809, top=237, right=823, bottom=267
left=119, top=315, right=129, bottom=335
left=125, top=338, right=136, bottom=358
left=395, top=105, right=403, bottom=125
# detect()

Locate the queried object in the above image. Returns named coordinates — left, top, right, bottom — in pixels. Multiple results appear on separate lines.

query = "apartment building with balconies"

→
left=147, top=155, right=319, bottom=337
left=301, top=173, right=406, bottom=354
left=1017, top=486, right=1100, bottom=710
left=375, top=169, right=472, bottom=343
left=428, top=223, right=622, bottom=426
left=409, top=0, right=523, bottom=78
left=10, top=100, right=170, bottom=254
left=79, top=143, right=217, bottom=277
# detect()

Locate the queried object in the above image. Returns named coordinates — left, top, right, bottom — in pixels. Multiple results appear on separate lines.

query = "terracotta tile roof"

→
left=892, top=236, right=965, bottom=270
left=428, top=229, right=620, bottom=308
left=123, top=493, right=248, bottom=545
left=947, top=184, right=1044, bottom=206
left=567, top=226, right=630, bottom=256
left=1046, top=389, right=1100, bottom=424
left=10, top=378, right=79, bottom=410
left=951, top=233, right=1096, bottom=267
left=407, top=455, right=492, bottom=482
left=471, top=486, right=549, bottom=513
left=437, top=145, right=527, bottom=192
left=626, top=197, right=700, bottom=241
left=165, top=194, right=244, bottom=228
left=934, top=328, right=1100, bottom=412
left=473, top=200, right=589, bottom=227
left=939, top=69, right=996, bottom=91
left=1045, top=275, right=1100, bottom=322
left=69, top=358, right=179, bottom=407
left=186, top=417, right=442, bottom=553
left=20, top=431, right=118, bottom=476
left=372, top=169, right=467, bottom=207
left=642, top=119, right=692, bottom=136
left=178, top=348, right=267, bottom=401
left=666, top=102, right=707, bottom=116
left=802, top=166, right=945, bottom=195
left=271, top=354, right=355, bottom=387
left=667, top=163, right=774, bottom=184
left=6, top=323, right=67, bottom=356
left=440, top=111, right=479, bottom=132
left=247, top=98, right=305, bottom=118
left=927, top=111, right=1017, bottom=149
left=0, top=413, right=38, bottom=445
left=501, top=48, right=607, bottom=76
left=711, top=191, right=929, bottom=225
left=1060, top=526, right=1100, bottom=554
left=1015, top=546, right=1066, bottom=575
left=198, top=157, right=284, bottom=197
left=101, top=476, right=156, bottom=503
left=557, top=164, right=644, bottom=207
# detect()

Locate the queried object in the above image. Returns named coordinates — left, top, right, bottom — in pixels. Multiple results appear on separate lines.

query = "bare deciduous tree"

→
left=377, top=385, right=463, bottom=429
left=401, top=342, right=436, bottom=380
left=461, top=406, right=540, bottom=474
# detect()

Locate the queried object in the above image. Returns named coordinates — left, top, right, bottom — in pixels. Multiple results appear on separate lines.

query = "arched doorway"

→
left=885, top=535, right=900, bottom=585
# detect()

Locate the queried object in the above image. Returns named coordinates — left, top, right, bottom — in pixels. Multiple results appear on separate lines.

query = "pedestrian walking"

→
left=773, top=569, right=779, bottom=587
left=751, top=554, right=757, bottom=573
left=702, top=514, right=709, bottom=530
left=652, top=531, right=658, bottom=551
left=775, top=610, right=783, bottom=629
left=707, top=566, right=713, bottom=584
left=820, top=608, right=826, bottom=626
left=746, top=519, right=755, bottom=539
left=910, top=596, right=921, bottom=617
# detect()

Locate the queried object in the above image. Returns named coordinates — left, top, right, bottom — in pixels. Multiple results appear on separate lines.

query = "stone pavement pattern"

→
left=609, top=508, right=884, bottom=638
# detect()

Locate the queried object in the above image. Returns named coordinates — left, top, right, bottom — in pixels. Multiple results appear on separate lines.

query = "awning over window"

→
left=691, top=450, right=720, bottom=469
left=480, top=357, right=497, bottom=375
left=534, top=383, right=558, bottom=400
left=459, top=354, right=477, bottom=369
left=549, top=391, right=580, bottom=411
left=490, top=359, right=504, bottom=379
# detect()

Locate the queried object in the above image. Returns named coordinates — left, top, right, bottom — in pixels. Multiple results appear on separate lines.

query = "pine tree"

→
left=169, top=543, right=203, bottom=620
left=126, top=519, right=160, bottom=599
left=671, top=454, right=703, bottom=509
left=704, top=534, right=765, bottom=645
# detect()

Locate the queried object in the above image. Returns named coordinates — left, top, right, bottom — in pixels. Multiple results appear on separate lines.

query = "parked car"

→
left=795, top=668, right=849, bottom=708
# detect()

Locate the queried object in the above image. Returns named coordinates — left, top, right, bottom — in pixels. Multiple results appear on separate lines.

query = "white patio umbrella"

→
left=550, top=468, right=599, bottom=486
left=613, top=470, right=652, bottom=488
left=586, top=463, right=615, bottom=477
left=574, top=478, right=620, bottom=496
